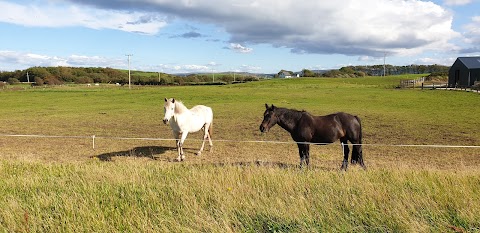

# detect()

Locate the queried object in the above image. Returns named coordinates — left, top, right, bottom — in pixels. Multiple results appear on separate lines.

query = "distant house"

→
left=448, top=57, right=480, bottom=88
left=278, top=71, right=293, bottom=78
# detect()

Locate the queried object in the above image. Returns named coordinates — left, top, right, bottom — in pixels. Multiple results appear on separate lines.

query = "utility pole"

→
left=126, top=54, right=133, bottom=89
left=26, top=71, right=30, bottom=83
left=383, top=52, right=387, bottom=77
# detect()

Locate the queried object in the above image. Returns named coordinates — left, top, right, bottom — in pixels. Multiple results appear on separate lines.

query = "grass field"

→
left=1, top=75, right=480, bottom=232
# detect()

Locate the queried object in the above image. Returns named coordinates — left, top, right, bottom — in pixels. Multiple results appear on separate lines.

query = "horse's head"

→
left=163, top=98, right=176, bottom=124
left=260, top=103, right=278, bottom=133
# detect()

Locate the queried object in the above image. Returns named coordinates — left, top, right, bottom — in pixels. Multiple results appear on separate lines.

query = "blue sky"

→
left=0, top=0, right=479, bottom=74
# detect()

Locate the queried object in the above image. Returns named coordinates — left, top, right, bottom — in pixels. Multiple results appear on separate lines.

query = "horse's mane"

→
left=174, top=100, right=189, bottom=114
left=276, top=107, right=306, bottom=120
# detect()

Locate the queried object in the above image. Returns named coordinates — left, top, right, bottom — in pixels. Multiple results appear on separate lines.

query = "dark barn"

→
left=448, top=57, right=480, bottom=88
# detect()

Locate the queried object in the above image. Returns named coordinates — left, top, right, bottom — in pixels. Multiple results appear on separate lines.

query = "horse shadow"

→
left=93, top=146, right=176, bottom=161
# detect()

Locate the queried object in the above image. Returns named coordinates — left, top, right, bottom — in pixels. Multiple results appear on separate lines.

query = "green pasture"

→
left=1, top=75, right=479, bottom=232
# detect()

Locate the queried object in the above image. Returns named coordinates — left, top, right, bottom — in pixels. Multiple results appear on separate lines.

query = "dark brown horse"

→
left=259, top=104, right=365, bottom=170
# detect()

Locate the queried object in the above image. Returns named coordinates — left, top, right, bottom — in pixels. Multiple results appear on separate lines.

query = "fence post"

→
left=341, top=142, right=345, bottom=158
left=92, top=135, right=95, bottom=149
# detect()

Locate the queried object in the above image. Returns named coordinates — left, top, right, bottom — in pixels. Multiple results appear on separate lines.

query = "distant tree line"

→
left=0, top=64, right=449, bottom=86
left=0, top=66, right=259, bottom=86
left=0, top=67, right=130, bottom=85
left=172, top=73, right=259, bottom=85
left=290, top=64, right=450, bottom=78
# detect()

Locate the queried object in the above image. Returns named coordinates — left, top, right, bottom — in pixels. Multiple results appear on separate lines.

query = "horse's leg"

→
left=173, top=131, right=180, bottom=161
left=172, top=131, right=182, bottom=161
left=196, top=126, right=208, bottom=156
left=305, top=144, right=310, bottom=166
left=353, top=144, right=366, bottom=170
left=350, top=142, right=358, bottom=164
left=206, top=123, right=213, bottom=152
left=340, top=140, right=350, bottom=170
left=178, top=131, right=188, bottom=161
left=297, top=143, right=307, bottom=168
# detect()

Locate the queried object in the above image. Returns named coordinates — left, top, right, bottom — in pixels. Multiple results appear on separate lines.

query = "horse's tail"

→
left=354, top=115, right=362, bottom=143
left=208, top=107, right=213, bottom=138
left=354, top=115, right=366, bottom=169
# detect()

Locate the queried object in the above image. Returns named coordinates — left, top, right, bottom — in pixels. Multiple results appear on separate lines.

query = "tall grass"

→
left=1, top=160, right=479, bottom=232
left=1, top=75, right=480, bottom=232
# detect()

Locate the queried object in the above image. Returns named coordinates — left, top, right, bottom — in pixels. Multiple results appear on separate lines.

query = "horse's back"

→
left=305, top=112, right=360, bottom=143
left=190, top=105, right=213, bottom=123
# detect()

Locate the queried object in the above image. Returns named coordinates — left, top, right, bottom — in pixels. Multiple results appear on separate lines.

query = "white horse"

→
left=162, top=98, right=213, bottom=161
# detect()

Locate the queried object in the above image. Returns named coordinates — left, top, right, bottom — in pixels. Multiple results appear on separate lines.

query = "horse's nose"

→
left=259, top=124, right=266, bottom=133
left=163, top=119, right=168, bottom=124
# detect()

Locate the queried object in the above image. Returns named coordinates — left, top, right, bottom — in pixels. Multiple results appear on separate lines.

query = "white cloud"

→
left=62, top=0, right=458, bottom=57
left=0, top=51, right=66, bottom=68
left=0, top=1, right=167, bottom=35
left=463, top=16, right=480, bottom=44
left=238, top=65, right=261, bottom=73
left=229, top=43, right=253, bottom=53
left=414, top=57, right=456, bottom=66
left=207, top=61, right=220, bottom=67
left=0, top=0, right=464, bottom=72
left=357, top=56, right=383, bottom=62
left=444, top=0, right=472, bottom=5
left=146, top=63, right=261, bottom=73
left=0, top=50, right=254, bottom=73
left=152, top=62, right=219, bottom=73
left=0, top=51, right=125, bottom=71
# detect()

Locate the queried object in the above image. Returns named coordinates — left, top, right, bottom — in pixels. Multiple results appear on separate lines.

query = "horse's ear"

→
left=271, top=104, right=275, bottom=109
left=171, top=98, right=175, bottom=103
left=164, top=98, right=168, bottom=102
left=265, top=103, right=269, bottom=109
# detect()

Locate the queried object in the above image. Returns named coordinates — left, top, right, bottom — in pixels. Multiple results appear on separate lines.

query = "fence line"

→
left=399, top=77, right=426, bottom=88
left=1, top=133, right=479, bottom=149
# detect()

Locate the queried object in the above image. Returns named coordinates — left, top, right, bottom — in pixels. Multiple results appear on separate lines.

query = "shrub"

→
left=33, top=77, right=44, bottom=86
left=7, top=78, right=19, bottom=85
left=473, top=81, right=480, bottom=91
left=75, top=76, right=93, bottom=84
left=44, top=76, right=63, bottom=85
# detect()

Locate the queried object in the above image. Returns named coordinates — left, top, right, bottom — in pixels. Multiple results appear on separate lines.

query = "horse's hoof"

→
left=195, top=152, right=202, bottom=156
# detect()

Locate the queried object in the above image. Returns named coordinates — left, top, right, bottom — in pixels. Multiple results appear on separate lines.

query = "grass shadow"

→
left=93, top=146, right=176, bottom=161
